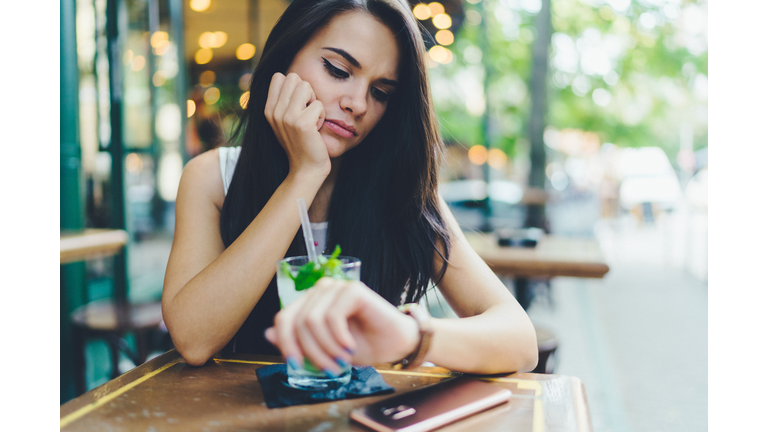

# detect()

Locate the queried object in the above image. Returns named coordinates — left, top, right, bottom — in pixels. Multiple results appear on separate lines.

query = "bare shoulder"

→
left=178, top=149, right=225, bottom=210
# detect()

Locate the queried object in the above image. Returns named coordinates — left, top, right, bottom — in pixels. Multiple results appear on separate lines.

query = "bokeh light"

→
left=126, top=153, right=143, bottom=173
left=435, top=29, right=454, bottom=46
left=240, top=91, right=250, bottom=109
left=156, top=103, right=182, bottom=142
left=152, top=71, right=166, bottom=87
left=195, top=48, right=213, bottom=64
left=187, top=100, right=196, bottom=117
left=487, top=149, right=507, bottom=169
left=123, top=50, right=133, bottom=65
left=443, top=49, right=453, bottom=63
left=428, top=2, right=445, bottom=17
left=465, top=10, right=482, bottom=25
left=239, top=73, right=252, bottom=91
left=199, top=70, right=216, bottom=87
left=154, top=40, right=170, bottom=55
left=433, top=13, right=452, bottom=30
left=428, top=45, right=448, bottom=63
left=413, top=4, right=431, bottom=20
left=199, top=31, right=227, bottom=49
left=190, top=0, right=210, bottom=12
left=150, top=31, right=168, bottom=47
left=131, top=55, right=145, bottom=71
left=236, top=43, right=256, bottom=60
left=468, top=145, right=487, bottom=165
left=203, top=87, right=220, bottom=105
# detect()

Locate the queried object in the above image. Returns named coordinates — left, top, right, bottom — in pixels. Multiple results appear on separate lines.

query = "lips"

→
left=324, top=119, right=357, bottom=138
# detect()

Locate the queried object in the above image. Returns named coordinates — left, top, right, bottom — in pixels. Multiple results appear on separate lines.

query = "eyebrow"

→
left=322, top=46, right=398, bottom=87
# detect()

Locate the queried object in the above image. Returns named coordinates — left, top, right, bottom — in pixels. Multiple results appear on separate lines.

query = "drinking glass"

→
left=276, top=255, right=361, bottom=390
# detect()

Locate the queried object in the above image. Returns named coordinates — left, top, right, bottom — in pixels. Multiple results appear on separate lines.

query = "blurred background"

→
left=60, top=0, right=707, bottom=430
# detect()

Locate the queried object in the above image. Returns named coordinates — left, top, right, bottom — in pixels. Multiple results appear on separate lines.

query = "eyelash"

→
left=322, top=57, right=391, bottom=103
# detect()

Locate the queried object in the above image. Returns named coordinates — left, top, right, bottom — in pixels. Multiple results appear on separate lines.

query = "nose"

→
left=340, top=83, right=368, bottom=118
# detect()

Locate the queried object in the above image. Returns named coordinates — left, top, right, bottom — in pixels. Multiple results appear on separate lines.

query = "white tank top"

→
left=218, top=146, right=328, bottom=256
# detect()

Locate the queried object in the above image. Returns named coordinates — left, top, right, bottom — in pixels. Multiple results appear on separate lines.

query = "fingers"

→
left=306, top=100, right=326, bottom=131
left=295, top=279, right=355, bottom=374
left=264, top=72, right=285, bottom=124
left=267, top=278, right=362, bottom=375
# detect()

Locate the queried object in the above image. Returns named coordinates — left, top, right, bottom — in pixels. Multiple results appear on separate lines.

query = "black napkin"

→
left=256, top=364, right=395, bottom=408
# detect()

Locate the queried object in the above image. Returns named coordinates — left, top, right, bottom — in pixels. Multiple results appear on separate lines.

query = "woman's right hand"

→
left=264, top=72, right=330, bottom=178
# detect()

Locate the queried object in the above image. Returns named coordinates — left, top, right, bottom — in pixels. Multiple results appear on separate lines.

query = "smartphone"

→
left=349, top=377, right=512, bottom=432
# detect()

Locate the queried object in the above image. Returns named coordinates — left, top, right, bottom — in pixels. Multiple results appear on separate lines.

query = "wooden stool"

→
left=533, top=327, right=559, bottom=374
left=71, top=300, right=164, bottom=395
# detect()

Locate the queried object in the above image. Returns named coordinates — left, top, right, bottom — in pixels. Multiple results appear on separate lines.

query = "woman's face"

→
left=287, top=10, right=401, bottom=158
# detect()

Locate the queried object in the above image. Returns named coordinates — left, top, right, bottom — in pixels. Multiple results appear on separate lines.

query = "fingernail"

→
left=344, top=346, right=355, bottom=355
left=335, top=357, right=349, bottom=369
left=287, top=357, right=301, bottom=370
left=323, top=368, right=339, bottom=378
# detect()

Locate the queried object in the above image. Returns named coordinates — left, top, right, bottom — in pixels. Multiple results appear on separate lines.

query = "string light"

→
left=240, top=91, right=250, bottom=109
left=131, top=55, right=146, bottom=71
left=236, top=43, right=256, bottom=60
left=199, top=70, right=216, bottom=87
left=435, top=29, right=454, bottom=45
left=488, top=149, right=507, bottom=168
left=203, top=87, right=220, bottom=105
left=413, top=3, right=431, bottom=20
left=187, top=100, right=196, bottom=117
left=468, top=145, right=487, bottom=165
left=433, top=13, right=452, bottom=30
left=428, top=2, right=445, bottom=16
left=190, top=0, right=210, bottom=12
left=195, top=48, right=213, bottom=64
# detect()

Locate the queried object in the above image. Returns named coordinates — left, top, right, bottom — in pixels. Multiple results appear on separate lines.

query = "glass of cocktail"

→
left=276, top=248, right=361, bottom=390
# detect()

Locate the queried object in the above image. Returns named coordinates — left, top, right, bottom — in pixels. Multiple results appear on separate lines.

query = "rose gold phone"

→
left=349, top=377, right=512, bottom=432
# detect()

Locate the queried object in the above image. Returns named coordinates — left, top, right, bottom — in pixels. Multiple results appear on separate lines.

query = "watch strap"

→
left=392, top=303, right=434, bottom=370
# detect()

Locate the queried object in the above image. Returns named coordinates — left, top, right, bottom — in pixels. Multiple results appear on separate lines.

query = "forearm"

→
left=424, top=303, right=538, bottom=374
left=163, top=170, right=325, bottom=365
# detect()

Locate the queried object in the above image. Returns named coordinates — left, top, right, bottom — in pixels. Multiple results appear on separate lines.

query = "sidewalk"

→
left=525, top=197, right=707, bottom=432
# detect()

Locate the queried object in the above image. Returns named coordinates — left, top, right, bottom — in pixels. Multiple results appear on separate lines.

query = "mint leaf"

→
left=284, top=245, right=350, bottom=291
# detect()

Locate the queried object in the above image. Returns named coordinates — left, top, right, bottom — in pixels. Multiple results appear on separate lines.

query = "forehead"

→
left=306, top=10, right=400, bottom=79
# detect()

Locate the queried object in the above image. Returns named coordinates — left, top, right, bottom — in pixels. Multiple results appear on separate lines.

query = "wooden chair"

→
left=70, top=300, right=164, bottom=395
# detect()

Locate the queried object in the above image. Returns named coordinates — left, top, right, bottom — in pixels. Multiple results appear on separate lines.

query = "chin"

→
left=323, top=135, right=359, bottom=159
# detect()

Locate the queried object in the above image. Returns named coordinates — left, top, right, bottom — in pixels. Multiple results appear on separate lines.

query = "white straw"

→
left=297, top=198, right=318, bottom=263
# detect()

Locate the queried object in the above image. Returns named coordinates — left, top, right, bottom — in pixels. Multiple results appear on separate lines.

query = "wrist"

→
left=284, top=166, right=327, bottom=189
left=392, top=303, right=434, bottom=370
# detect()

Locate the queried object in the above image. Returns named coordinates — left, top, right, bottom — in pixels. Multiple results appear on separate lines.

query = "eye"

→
left=322, top=58, right=349, bottom=79
left=371, top=87, right=391, bottom=103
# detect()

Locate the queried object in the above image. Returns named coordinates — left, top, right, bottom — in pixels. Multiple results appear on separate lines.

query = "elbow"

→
left=518, top=327, right=540, bottom=373
left=519, top=344, right=539, bottom=373
left=176, top=341, right=214, bottom=367
left=164, top=320, right=214, bottom=367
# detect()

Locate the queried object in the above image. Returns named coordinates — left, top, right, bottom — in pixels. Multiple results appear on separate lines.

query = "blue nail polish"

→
left=323, top=368, right=339, bottom=378
left=335, top=357, right=349, bottom=369
left=344, top=346, right=355, bottom=355
left=287, top=357, right=301, bottom=370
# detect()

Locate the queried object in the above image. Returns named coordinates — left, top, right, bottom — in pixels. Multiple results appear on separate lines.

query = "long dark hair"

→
left=221, top=0, right=450, bottom=314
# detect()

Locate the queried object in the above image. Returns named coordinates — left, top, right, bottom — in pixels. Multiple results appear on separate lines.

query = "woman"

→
left=162, top=0, right=537, bottom=375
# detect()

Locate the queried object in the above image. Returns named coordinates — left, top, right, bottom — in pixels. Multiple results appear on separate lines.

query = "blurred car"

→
left=616, top=147, right=682, bottom=211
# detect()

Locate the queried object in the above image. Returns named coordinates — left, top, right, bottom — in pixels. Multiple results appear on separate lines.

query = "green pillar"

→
left=525, top=0, right=552, bottom=229
left=61, top=0, right=85, bottom=404
left=478, top=0, right=493, bottom=232
left=107, top=0, right=130, bottom=302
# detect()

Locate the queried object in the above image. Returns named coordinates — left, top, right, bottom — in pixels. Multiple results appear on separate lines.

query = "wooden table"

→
left=464, top=231, right=609, bottom=311
left=60, top=350, right=592, bottom=432
left=464, top=232, right=609, bottom=279
left=60, top=229, right=129, bottom=264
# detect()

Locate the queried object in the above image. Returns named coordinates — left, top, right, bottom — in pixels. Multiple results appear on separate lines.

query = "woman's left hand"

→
left=264, top=278, right=419, bottom=375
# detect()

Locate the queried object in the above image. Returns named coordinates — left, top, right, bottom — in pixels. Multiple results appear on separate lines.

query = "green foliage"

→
left=431, top=0, right=708, bottom=158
